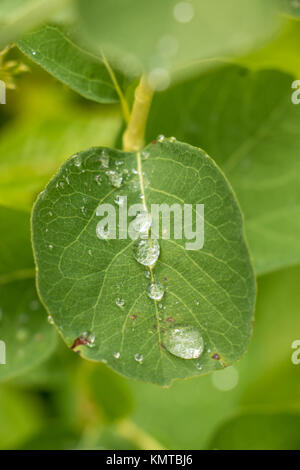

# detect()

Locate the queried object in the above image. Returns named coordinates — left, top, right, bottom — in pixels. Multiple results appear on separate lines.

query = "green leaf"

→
left=146, top=66, right=300, bottom=275
left=0, top=206, right=57, bottom=380
left=32, top=140, right=255, bottom=385
left=17, top=24, right=126, bottom=103
left=208, top=412, right=300, bottom=450
left=76, top=0, right=281, bottom=81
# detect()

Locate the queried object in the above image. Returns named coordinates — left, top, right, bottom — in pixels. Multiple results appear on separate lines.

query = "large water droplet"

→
left=130, top=211, right=152, bottom=237
left=163, top=326, right=204, bottom=359
left=147, top=281, right=164, bottom=301
left=133, top=238, right=160, bottom=266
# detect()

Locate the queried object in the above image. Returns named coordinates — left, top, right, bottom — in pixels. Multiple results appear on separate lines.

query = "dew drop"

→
left=88, top=249, right=92, bottom=256
left=116, top=297, right=125, bottom=308
left=130, top=211, right=152, bottom=237
left=106, top=169, right=123, bottom=188
left=163, top=326, right=204, bottom=359
left=95, top=174, right=102, bottom=185
left=47, top=315, right=54, bottom=325
left=195, top=361, right=203, bottom=370
left=32, top=50, right=37, bottom=56
left=133, top=238, right=160, bottom=266
left=100, top=150, right=109, bottom=168
left=147, top=281, right=164, bottom=301
left=144, top=270, right=151, bottom=279
left=113, top=352, right=120, bottom=359
left=169, top=136, right=176, bottom=143
left=48, top=244, right=53, bottom=250
left=157, top=134, right=165, bottom=142
left=134, top=353, right=143, bottom=364
left=73, top=155, right=81, bottom=167
left=141, top=150, right=150, bottom=160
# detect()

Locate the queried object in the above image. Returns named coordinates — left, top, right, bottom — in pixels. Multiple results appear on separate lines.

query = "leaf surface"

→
left=32, top=140, right=255, bottom=385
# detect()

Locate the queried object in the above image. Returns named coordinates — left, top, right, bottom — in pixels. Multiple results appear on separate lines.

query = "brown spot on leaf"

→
left=130, top=314, right=137, bottom=320
left=211, top=353, right=221, bottom=360
left=71, top=335, right=90, bottom=350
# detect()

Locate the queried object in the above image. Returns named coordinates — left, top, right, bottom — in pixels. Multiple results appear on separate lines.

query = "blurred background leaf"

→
left=76, top=0, right=282, bottom=84
left=146, top=66, right=300, bottom=275
left=0, top=206, right=57, bottom=380
left=208, top=412, right=300, bottom=450
left=0, top=65, right=122, bottom=210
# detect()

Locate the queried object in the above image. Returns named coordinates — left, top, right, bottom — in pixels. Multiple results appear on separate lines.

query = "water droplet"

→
left=73, top=155, right=81, bottom=167
left=133, top=238, right=160, bottom=266
left=95, top=174, right=102, bottom=185
left=76, top=331, right=95, bottom=348
left=116, top=298, right=125, bottom=308
left=113, top=352, right=120, bottom=359
left=131, top=211, right=152, bottom=237
left=157, top=134, right=165, bottom=142
left=144, top=270, right=151, bottom=279
left=169, top=136, right=176, bottom=143
left=47, top=315, right=54, bottom=325
left=116, top=160, right=124, bottom=166
left=48, top=211, right=53, bottom=217
left=106, top=169, right=123, bottom=188
left=141, top=150, right=150, bottom=160
left=163, top=326, right=204, bottom=359
left=100, top=150, right=109, bottom=168
left=173, top=2, right=195, bottom=23
left=88, top=249, right=92, bottom=256
left=81, top=206, right=87, bottom=216
left=48, top=244, right=53, bottom=250
left=147, top=281, right=164, bottom=301
left=32, top=50, right=37, bottom=56
left=195, top=361, right=202, bottom=370
left=134, top=353, right=143, bottom=364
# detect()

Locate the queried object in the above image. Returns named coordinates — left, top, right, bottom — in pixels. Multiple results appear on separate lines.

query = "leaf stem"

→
left=123, top=74, right=154, bottom=152
left=101, top=50, right=131, bottom=124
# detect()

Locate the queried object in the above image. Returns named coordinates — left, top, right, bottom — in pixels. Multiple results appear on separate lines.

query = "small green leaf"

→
left=32, top=140, right=255, bottom=385
left=76, top=0, right=281, bottom=81
left=0, top=206, right=57, bottom=380
left=208, top=412, right=300, bottom=450
left=147, top=66, right=300, bottom=275
left=17, top=24, right=127, bottom=103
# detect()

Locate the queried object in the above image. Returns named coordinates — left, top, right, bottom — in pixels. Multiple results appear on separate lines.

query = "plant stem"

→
left=101, top=51, right=131, bottom=124
left=123, top=74, right=154, bottom=152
